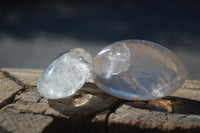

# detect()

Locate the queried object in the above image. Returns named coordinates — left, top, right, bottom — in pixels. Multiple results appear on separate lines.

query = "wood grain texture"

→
left=0, top=68, right=200, bottom=133
left=0, top=110, right=53, bottom=133
left=1, top=68, right=43, bottom=87
left=0, top=71, right=23, bottom=107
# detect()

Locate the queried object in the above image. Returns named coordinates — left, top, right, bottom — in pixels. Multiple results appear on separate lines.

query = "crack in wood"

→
left=177, top=115, right=187, bottom=122
left=0, top=70, right=29, bottom=109
left=0, top=91, right=22, bottom=109
left=0, top=68, right=200, bottom=133
left=0, top=71, right=26, bottom=110
left=1, top=69, right=28, bottom=88
left=104, top=101, right=128, bottom=133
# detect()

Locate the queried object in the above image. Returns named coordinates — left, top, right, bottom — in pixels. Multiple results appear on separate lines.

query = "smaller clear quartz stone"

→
left=92, top=40, right=187, bottom=101
left=37, top=48, right=92, bottom=99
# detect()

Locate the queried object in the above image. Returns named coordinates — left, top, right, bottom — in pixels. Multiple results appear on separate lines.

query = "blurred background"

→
left=0, top=0, right=199, bottom=79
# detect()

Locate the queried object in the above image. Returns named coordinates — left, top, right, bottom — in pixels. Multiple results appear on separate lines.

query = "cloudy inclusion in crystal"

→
left=37, top=48, right=92, bottom=99
left=92, top=40, right=187, bottom=101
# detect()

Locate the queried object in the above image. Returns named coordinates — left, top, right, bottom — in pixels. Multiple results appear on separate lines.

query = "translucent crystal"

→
left=37, top=48, right=92, bottom=99
left=92, top=40, right=187, bottom=101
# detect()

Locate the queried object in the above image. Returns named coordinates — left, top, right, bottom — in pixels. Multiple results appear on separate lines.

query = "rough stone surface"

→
left=37, top=48, right=92, bottom=99
left=0, top=68, right=199, bottom=133
left=92, top=40, right=187, bottom=100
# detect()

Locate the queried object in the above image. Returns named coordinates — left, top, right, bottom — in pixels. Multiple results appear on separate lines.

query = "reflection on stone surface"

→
left=37, top=48, right=92, bottom=99
left=92, top=40, right=187, bottom=101
left=74, top=94, right=93, bottom=107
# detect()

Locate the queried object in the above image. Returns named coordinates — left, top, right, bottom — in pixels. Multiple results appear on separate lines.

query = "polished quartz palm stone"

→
left=92, top=40, right=187, bottom=101
left=37, top=48, right=92, bottom=99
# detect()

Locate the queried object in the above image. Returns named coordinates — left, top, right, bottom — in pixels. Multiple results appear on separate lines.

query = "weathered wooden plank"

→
left=0, top=68, right=200, bottom=133
left=108, top=103, right=200, bottom=133
left=1, top=68, right=43, bottom=86
left=172, top=80, right=200, bottom=101
left=2, top=82, right=122, bottom=132
left=98, top=80, right=200, bottom=133
left=0, top=110, right=53, bottom=133
left=0, top=72, right=5, bottom=79
left=0, top=71, right=23, bottom=107
left=91, top=110, right=110, bottom=133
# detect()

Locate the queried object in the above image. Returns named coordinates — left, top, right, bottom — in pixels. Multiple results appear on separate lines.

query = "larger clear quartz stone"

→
left=37, top=48, right=92, bottom=99
left=92, top=40, right=187, bottom=101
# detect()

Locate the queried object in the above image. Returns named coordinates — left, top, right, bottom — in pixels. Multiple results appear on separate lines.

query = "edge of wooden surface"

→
left=0, top=68, right=200, bottom=133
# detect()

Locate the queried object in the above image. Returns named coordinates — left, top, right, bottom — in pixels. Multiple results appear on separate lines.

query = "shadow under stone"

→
left=47, top=82, right=123, bottom=133
left=124, top=96, right=200, bottom=115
